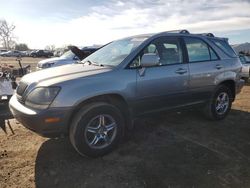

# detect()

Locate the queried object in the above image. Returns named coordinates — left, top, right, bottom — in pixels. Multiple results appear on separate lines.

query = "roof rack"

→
left=164, top=30, right=216, bottom=37
left=197, top=33, right=215, bottom=37
left=167, top=30, right=190, bottom=34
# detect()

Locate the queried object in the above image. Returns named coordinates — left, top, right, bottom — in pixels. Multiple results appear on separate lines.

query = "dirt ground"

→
left=1, top=58, right=250, bottom=188
left=0, top=57, right=45, bottom=72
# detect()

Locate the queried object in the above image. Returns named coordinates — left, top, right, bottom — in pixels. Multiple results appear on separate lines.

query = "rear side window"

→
left=184, top=37, right=219, bottom=62
left=209, top=38, right=237, bottom=57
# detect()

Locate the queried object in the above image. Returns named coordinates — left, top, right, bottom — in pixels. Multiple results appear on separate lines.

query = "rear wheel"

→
left=204, top=85, right=233, bottom=120
left=69, top=102, right=125, bottom=157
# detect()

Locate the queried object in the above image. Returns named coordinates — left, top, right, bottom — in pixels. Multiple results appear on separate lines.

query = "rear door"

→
left=183, top=37, right=223, bottom=103
left=132, top=36, right=190, bottom=114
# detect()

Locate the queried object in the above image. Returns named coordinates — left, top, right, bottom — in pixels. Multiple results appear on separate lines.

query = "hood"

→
left=21, top=63, right=112, bottom=86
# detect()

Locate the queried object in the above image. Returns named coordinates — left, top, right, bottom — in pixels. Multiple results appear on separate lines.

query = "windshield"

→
left=61, top=50, right=76, bottom=59
left=82, top=37, right=148, bottom=66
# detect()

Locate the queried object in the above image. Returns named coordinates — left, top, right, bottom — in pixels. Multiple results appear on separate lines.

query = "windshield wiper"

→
left=83, top=60, right=100, bottom=66
left=100, top=64, right=114, bottom=68
left=82, top=60, right=114, bottom=68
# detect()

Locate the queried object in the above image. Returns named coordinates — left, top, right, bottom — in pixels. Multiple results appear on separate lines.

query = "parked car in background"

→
left=239, top=54, right=250, bottom=64
left=0, top=49, right=7, bottom=54
left=239, top=54, right=250, bottom=82
left=53, top=50, right=62, bottom=57
left=0, top=50, right=22, bottom=57
left=30, top=50, right=53, bottom=58
left=53, top=49, right=66, bottom=57
left=10, top=30, right=244, bottom=157
left=37, top=46, right=99, bottom=70
left=20, top=51, right=31, bottom=57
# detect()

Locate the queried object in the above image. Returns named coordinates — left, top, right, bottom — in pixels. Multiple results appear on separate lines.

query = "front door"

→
left=132, top=36, right=190, bottom=114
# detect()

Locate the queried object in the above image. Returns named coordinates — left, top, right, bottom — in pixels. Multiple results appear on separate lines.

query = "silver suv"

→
left=9, top=30, right=244, bottom=157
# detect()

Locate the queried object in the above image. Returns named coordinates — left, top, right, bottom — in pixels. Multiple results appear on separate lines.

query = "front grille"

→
left=16, top=82, right=28, bottom=96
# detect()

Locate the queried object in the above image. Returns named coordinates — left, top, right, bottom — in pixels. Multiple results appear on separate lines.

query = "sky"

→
left=0, top=0, right=250, bottom=49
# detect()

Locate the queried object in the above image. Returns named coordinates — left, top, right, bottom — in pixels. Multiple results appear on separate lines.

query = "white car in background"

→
left=37, top=47, right=99, bottom=70
left=239, top=54, right=250, bottom=82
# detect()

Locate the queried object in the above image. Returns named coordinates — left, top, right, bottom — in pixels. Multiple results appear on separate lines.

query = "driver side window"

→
left=130, top=44, right=158, bottom=68
left=130, top=37, right=183, bottom=68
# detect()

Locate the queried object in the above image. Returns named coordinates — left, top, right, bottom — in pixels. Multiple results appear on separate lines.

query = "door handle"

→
left=175, top=68, right=187, bottom=74
left=215, top=64, right=223, bottom=70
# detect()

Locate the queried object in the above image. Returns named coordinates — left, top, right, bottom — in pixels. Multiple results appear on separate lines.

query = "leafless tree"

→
left=0, top=19, right=16, bottom=50
left=45, top=44, right=56, bottom=51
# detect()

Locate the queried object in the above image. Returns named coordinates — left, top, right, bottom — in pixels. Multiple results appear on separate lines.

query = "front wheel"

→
left=69, top=102, right=125, bottom=157
left=204, top=85, right=233, bottom=120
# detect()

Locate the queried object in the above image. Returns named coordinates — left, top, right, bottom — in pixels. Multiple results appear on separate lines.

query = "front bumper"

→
left=9, top=94, right=73, bottom=138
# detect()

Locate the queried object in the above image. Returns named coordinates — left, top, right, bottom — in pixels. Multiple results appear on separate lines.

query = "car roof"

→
left=122, top=30, right=228, bottom=41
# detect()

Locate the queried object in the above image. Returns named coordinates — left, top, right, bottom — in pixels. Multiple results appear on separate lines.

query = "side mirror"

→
left=140, top=53, right=160, bottom=67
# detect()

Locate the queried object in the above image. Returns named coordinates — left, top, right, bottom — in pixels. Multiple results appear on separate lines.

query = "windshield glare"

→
left=82, top=37, right=148, bottom=66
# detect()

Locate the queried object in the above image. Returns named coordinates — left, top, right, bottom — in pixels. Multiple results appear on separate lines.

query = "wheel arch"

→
left=68, top=93, right=133, bottom=132
left=218, top=80, right=236, bottom=101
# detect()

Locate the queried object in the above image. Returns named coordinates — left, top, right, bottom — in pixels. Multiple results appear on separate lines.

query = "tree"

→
left=15, top=43, right=29, bottom=51
left=0, top=19, right=16, bottom=50
left=45, top=44, right=56, bottom=51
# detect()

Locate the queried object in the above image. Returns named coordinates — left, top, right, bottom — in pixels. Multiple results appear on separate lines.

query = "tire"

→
left=69, top=102, right=125, bottom=157
left=203, top=85, right=233, bottom=120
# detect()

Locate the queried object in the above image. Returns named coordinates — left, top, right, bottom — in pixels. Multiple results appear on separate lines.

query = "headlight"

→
left=25, top=87, right=60, bottom=109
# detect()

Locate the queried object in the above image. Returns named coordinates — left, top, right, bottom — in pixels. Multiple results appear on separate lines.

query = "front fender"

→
left=50, top=69, right=136, bottom=108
